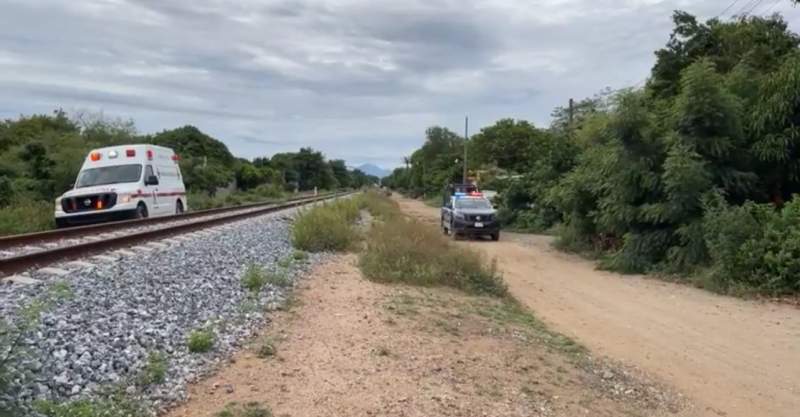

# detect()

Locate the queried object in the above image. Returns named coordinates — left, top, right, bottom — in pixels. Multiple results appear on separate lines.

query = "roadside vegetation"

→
left=292, top=197, right=362, bottom=252
left=385, top=11, right=800, bottom=296
left=359, top=193, right=506, bottom=296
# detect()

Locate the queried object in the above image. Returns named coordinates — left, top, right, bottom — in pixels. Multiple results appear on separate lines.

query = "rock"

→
left=602, top=370, right=615, bottom=380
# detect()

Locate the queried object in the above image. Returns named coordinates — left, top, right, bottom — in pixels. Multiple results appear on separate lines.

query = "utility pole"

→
left=463, top=116, right=468, bottom=184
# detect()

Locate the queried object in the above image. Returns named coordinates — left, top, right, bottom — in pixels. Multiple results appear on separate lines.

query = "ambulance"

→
left=54, top=145, right=187, bottom=227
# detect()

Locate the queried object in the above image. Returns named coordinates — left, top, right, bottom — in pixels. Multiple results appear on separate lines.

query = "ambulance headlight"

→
left=120, top=195, right=132, bottom=203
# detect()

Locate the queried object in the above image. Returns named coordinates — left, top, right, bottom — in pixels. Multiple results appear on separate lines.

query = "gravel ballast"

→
left=0, top=208, right=323, bottom=416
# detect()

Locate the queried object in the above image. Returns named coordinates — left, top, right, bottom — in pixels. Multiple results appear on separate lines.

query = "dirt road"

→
left=397, top=197, right=800, bottom=417
left=166, top=255, right=679, bottom=417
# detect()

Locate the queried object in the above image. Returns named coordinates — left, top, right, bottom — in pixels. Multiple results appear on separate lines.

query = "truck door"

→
left=144, top=165, right=161, bottom=215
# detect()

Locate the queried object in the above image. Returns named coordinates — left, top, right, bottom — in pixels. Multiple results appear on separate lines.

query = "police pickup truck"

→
left=441, top=185, right=500, bottom=241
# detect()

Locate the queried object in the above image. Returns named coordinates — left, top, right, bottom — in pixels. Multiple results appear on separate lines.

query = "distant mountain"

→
left=354, top=163, right=390, bottom=178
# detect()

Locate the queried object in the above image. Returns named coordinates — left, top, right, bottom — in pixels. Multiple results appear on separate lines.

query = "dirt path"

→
left=165, top=254, right=681, bottom=417
left=396, top=197, right=800, bottom=417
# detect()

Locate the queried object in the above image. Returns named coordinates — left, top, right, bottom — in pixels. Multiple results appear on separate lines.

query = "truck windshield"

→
left=76, top=164, right=142, bottom=188
left=455, top=198, right=492, bottom=210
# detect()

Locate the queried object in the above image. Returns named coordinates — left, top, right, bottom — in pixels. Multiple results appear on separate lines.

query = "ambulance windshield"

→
left=76, top=164, right=143, bottom=188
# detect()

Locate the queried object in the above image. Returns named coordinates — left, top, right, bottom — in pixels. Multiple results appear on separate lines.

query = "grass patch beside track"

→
left=291, top=197, right=362, bottom=252
left=358, top=192, right=506, bottom=297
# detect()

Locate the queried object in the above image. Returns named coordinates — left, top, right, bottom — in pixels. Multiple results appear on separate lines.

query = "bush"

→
left=187, top=329, right=215, bottom=353
left=359, top=199, right=506, bottom=297
left=292, top=198, right=361, bottom=252
left=241, top=264, right=267, bottom=293
left=0, top=199, right=54, bottom=236
left=292, top=250, right=308, bottom=261
left=703, top=198, right=800, bottom=294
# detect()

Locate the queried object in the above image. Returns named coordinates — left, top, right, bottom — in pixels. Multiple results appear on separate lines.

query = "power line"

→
left=744, top=0, right=767, bottom=14
left=760, top=0, right=783, bottom=15
left=717, top=0, right=743, bottom=18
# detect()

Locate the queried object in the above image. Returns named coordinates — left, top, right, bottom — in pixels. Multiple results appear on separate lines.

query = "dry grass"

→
left=291, top=197, right=361, bottom=252
left=358, top=194, right=506, bottom=297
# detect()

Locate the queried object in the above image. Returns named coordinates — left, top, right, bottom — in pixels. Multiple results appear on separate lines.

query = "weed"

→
left=187, top=328, right=215, bottom=353
left=276, top=257, right=292, bottom=268
left=241, top=264, right=267, bottom=294
left=292, top=250, right=308, bottom=261
left=292, top=198, right=361, bottom=252
left=256, top=338, right=276, bottom=358
left=137, top=352, right=167, bottom=385
left=265, top=270, right=292, bottom=288
left=359, top=211, right=506, bottom=297
left=35, top=391, right=146, bottom=417
left=215, top=401, right=272, bottom=417
left=0, top=199, right=54, bottom=235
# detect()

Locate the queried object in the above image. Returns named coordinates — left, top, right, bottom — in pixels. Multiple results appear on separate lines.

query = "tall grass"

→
left=292, top=197, right=361, bottom=252
left=358, top=194, right=506, bottom=297
left=0, top=199, right=54, bottom=235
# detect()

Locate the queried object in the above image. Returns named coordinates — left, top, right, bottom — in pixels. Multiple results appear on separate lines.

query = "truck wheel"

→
left=175, top=200, right=184, bottom=215
left=491, top=232, right=500, bottom=241
left=450, top=222, right=459, bottom=240
left=135, top=203, right=149, bottom=219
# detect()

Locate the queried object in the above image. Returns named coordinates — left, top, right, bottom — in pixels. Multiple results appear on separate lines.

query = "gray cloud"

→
left=1, top=0, right=799, bottom=168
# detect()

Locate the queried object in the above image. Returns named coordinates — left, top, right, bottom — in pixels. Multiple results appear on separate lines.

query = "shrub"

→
left=187, top=329, right=215, bottom=353
left=292, top=250, right=308, bottom=261
left=292, top=198, right=361, bottom=252
left=0, top=199, right=54, bottom=236
left=137, top=352, right=167, bottom=386
left=241, top=264, right=267, bottom=293
left=359, top=202, right=506, bottom=297
left=703, top=198, right=800, bottom=294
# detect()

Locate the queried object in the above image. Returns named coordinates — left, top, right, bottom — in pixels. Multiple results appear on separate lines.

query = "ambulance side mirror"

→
left=145, top=175, right=159, bottom=186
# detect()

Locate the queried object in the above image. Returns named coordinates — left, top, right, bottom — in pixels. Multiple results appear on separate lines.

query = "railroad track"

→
left=0, top=191, right=347, bottom=279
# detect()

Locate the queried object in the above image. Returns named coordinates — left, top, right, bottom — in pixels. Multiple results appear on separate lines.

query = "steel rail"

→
left=0, top=192, right=349, bottom=278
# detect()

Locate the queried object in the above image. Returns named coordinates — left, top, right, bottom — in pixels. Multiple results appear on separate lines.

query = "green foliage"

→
left=35, top=394, right=146, bottom=417
left=292, top=250, right=308, bottom=261
left=0, top=199, right=53, bottom=235
left=256, top=338, right=276, bottom=358
left=137, top=352, right=168, bottom=386
left=187, top=329, right=215, bottom=353
left=704, top=196, right=800, bottom=294
left=386, top=10, right=800, bottom=295
left=292, top=198, right=361, bottom=252
left=215, top=402, right=272, bottom=417
left=242, top=264, right=268, bottom=293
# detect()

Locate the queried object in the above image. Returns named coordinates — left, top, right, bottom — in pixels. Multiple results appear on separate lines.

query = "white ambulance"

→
left=54, top=145, right=187, bottom=227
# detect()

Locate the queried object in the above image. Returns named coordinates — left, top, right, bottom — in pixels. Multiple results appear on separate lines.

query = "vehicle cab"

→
left=441, top=186, right=500, bottom=241
left=54, top=145, right=187, bottom=227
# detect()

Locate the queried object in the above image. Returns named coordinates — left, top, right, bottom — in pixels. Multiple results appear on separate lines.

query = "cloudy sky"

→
left=2, top=0, right=799, bottom=168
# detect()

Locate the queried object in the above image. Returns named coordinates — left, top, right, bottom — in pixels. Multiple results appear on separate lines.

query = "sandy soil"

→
left=165, top=254, right=680, bottom=417
left=396, top=197, right=800, bottom=417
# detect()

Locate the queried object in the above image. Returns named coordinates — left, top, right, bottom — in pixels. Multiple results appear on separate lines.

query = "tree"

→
left=328, top=159, right=350, bottom=189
